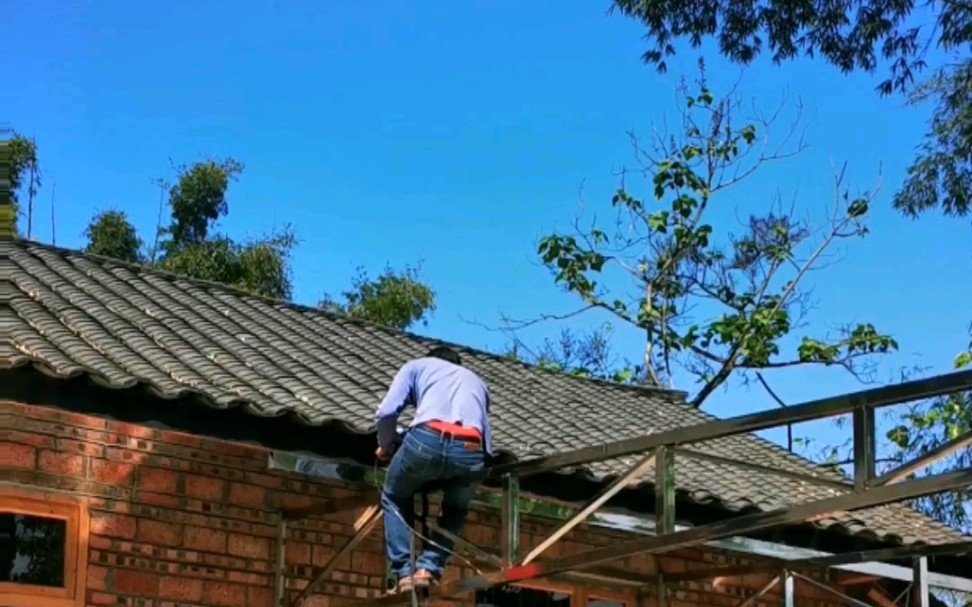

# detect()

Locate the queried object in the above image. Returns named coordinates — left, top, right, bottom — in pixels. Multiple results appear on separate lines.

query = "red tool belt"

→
left=426, top=420, right=482, bottom=443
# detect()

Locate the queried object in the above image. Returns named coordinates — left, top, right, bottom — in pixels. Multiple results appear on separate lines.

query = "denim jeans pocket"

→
left=402, top=430, right=442, bottom=463
left=449, top=445, right=485, bottom=471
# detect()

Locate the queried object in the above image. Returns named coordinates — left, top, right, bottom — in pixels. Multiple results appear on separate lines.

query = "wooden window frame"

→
left=0, top=487, right=89, bottom=607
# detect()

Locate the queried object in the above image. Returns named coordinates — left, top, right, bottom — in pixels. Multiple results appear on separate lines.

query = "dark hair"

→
left=427, top=346, right=462, bottom=366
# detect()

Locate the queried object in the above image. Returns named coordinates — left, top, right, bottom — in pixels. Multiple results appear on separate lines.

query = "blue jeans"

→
left=380, top=425, right=485, bottom=579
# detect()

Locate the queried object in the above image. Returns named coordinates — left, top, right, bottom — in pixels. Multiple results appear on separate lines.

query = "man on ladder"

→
left=375, top=346, right=494, bottom=593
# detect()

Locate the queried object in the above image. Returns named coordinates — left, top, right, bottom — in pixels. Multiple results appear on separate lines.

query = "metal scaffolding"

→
left=272, top=369, right=972, bottom=607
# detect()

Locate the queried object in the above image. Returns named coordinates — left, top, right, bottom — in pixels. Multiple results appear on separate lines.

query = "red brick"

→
left=228, top=482, right=266, bottom=509
left=313, top=544, right=337, bottom=566
left=159, top=576, right=204, bottom=602
left=227, top=570, right=268, bottom=585
left=90, top=458, right=136, bottom=486
left=185, top=473, right=225, bottom=501
left=158, top=429, right=204, bottom=449
left=0, top=442, right=36, bottom=469
left=87, top=565, right=110, bottom=591
left=184, top=526, right=227, bottom=552
left=138, top=466, right=179, bottom=493
left=37, top=449, right=85, bottom=476
left=113, top=569, right=158, bottom=596
left=351, top=551, right=387, bottom=575
left=91, top=512, right=137, bottom=539
left=247, top=472, right=285, bottom=489
left=137, top=519, right=183, bottom=547
left=4, top=430, right=55, bottom=449
left=56, top=436, right=105, bottom=456
left=248, top=585, right=274, bottom=607
left=287, top=541, right=311, bottom=565
left=88, top=591, right=119, bottom=605
left=138, top=490, right=181, bottom=508
left=205, top=581, right=248, bottom=607
left=89, top=534, right=112, bottom=550
left=227, top=532, right=270, bottom=559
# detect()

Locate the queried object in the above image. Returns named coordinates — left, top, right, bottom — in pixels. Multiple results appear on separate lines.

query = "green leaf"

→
left=648, top=211, right=669, bottom=232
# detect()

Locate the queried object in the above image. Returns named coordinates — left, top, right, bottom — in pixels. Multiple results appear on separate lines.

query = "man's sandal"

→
left=412, top=570, right=436, bottom=588
left=396, top=576, right=415, bottom=593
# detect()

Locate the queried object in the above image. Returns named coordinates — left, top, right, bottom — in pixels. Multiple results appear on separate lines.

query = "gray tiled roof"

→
left=1, top=238, right=966, bottom=547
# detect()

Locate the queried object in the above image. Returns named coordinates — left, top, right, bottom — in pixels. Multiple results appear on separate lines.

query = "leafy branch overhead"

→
left=606, top=0, right=970, bottom=531
left=611, top=0, right=972, bottom=222
left=531, top=72, right=896, bottom=407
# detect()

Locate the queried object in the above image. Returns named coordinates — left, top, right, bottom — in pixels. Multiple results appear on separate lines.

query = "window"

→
left=588, top=598, right=625, bottom=607
left=475, top=585, right=571, bottom=607
left=0, top=490, right=88, bottom=607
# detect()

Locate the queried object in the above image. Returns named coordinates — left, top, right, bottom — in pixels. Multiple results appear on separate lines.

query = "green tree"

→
left=321, top=264, right=437, bottom=330
left=164, top=158, right=244, bottom=248
left=5, top=133, right=41, bottom=237
left=84, top=210, right=143, bottom=263
left=158, top=231, right=296, bottom=300
left=76, top=156, right=436, bottom=328
left=611, top=0, right=972, bottom=535
left=521, top=73, right=896, bottom=408
left=610, top=0, right=971, bottom=220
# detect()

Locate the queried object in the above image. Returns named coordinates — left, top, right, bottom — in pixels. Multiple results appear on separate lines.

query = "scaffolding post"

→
left=274, top=517, right=288, bottom=607
left=654, top=447, right=674, bottom=607
left=501, top=475, right=519, bottom=566
left=654, top=573, right=667, bottom=607
left=853, top=406, right=876, bottom=491
left=782, top=571, right=794, bottom=607
left=912, top=557, right=929, bottom=607
left=655, top=446, right=675, bottom=534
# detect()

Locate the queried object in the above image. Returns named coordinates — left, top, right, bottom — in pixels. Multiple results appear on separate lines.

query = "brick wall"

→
left=0, top=400, right=871, bottom=607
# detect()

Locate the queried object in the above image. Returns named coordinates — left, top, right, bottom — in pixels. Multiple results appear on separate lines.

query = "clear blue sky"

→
left=7, top=1, right=969, bottom=456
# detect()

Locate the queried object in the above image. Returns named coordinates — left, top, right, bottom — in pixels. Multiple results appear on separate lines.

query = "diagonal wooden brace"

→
left=290, top=505, right=384, bottom=607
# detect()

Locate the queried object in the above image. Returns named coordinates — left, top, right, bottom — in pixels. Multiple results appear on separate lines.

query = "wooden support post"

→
left=912, top=556, right=929, bottom=607
left=853, top=406, right=876, bottom=491
left=290, top=505, right=383, bottom=607
left=501, top=475, right=519, bottom=566
left=274, top=517, right=288, bottom=607
left=654, top=446, right=675, bottom=534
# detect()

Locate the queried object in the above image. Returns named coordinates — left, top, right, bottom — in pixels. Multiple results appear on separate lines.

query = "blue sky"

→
left=7, top=1, right=969, bottom=456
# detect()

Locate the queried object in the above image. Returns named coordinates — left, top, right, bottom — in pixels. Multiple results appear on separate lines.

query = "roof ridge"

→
left=7, top=237, right=688, bottom=400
